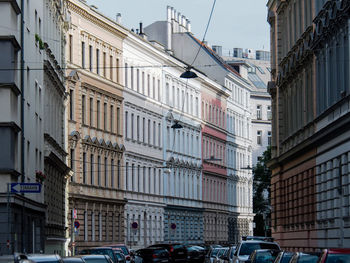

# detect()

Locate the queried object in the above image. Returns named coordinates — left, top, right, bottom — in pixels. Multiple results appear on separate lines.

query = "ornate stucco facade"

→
left=268, top=0, right=350, bottom=250
left=65, top=0, right=127, bottom=251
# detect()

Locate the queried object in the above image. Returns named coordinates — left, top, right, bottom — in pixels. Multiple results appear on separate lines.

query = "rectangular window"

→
left=153, top=121, right=156, bottom=145
left=131, top=113, right=134, bottom=140
left=90, top=98, right=93, bottom=126
left=103, top=52, right=106, bottom=77
left=103, top=103, right=107, bottom=130
left=166, top=83, right=169, bottom=104
left=91, top=212, right=95, bottom=241
left=84, top=211, right=88, bottom=241
left=69, top=35, right=73, bottom=62
left=147, top=74, right=150, bottom=96
left=137, top=69, right=140, bottom=92
left=116, top=59, right=120, bottom=83
left=268, top=131, right=272, bottom=146
left=111, top=158, right=114, bottom=188
left=257, top=105, right=262, bottom=120
left=89, top=45, right=93, bottom=71
left=153, top=77, right=155, bottom=98
left=117, top=107, right=120, bottom=135
left=110, top=55, right=113, bottom=80
left=117, top=160, right=121, bottom=189
left=99, top=213, right=102, bottom=241
left=96, top=48, right=100, bottom=74
left=158, top=123, right=161, bottom=147
left=131, top=66, right=134, bottom=90
left=96, top=100, right=100, bottom=129
left=110, top=105, right=114, bottom=133
left=90, top=154, right=94, bottom=185
left=267, top=106, right=272, bottom=120
left=148, top=119, right=151, bottom=144
left=257, top=130, right=262, bottom=145
left=125, top=63, right=128, bottom=87
left=142, top=118, right=146, bottom=143
left=97, top=155, right=101, bottom=186
left=158, top=79, right=160, bottom=101
left=125, top=111, right=128, bottom=139
left=83, top=153, right=87, bottom=183
left=137, top=116, right=140, bottom=141
left=195, top=97, right=199, bottom=117
left=69, top=89, right=74, bottom=120
left=82, top=41, right=85, bottom=68
left=104, top=157, right=108, bottom=187
left=125, top=162, right=129, bottom=190
left=142, top=72, right=145, bottom=94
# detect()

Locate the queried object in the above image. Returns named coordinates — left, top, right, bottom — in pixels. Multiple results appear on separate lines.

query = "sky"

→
left=87, top=0, right=270, bottom=55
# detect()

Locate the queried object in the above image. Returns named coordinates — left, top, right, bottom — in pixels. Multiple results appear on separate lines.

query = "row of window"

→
left=125, top=162, right=162, bottom=195
left=256, top=105, right=272, bottom=120
left=226, top=112, right=249, bottom=139
left=201, top=101, right=226, bottom=128
left=281, top=0, right=313, bottom=58
left=166, top=128, right=200, bottom=157
left=225, top=79, right=249, bottom=108
left=83, top=211, right=122, bottom=242
left=168, top=169, right=201, bottom=200
left=68, top=35, right=121, bottom=83
left=165, top=83, right=199, bottom=117
left=125, top=64, right=161, bottom=100
left=257, top=130, right=271, bottom=146
left=125, top=111, right=161, bottom=147
left=78, top=152, right=121, bottom=188
left=203, top=139, right=226, bottom=165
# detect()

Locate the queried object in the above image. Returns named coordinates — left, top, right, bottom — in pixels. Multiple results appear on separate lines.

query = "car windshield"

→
left=325, top=254, right=350, bottom=263
left=84, top=258, right=107, bottom=263
left=254, top=251, right=278, bottom=263
left=297, top=254, right=319, bottom=263
left=280, top=254, right=293, bottom=263
left=239, top=243, right=280, bottom=256
left=211, top=249, right=220, bottom=257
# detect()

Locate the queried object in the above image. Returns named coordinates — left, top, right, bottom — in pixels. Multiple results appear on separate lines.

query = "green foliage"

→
left=253, top=147, right=271, bottom=214
left=35, top=33, right=45, bottom=50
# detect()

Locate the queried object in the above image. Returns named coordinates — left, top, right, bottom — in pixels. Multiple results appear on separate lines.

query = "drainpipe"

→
left=20, top=0, right=25, bottom=253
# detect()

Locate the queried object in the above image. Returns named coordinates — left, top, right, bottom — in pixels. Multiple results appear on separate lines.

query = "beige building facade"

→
left=65, top=0, right=127, bottom=251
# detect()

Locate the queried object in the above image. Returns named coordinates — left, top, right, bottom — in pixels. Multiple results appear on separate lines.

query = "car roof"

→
left=78, top=255, right=107, bottom=258
left=327, top=249, right=350, bottom=254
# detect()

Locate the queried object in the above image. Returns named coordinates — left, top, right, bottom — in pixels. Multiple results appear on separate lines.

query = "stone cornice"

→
left=66, top=0, right=127, bottom=40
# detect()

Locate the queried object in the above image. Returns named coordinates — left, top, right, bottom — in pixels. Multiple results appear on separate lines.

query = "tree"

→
left=253, top=147, right=272, bottom=236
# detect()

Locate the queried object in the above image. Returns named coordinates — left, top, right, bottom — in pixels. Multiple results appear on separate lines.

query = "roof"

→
left=188, top=34, right=242, bottom=78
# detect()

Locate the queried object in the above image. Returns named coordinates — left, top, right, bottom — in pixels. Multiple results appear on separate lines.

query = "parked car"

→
left=105, top=244, right=131, bottom=263
left=113, top=252, right=126, bottom=263
left=318, top=248, right=350, bottom=263
left=148, top=244, right=187, bottom=263
left=274, top=251, right=293, bottom=263
left=134, top=247, right=170, bottom=263
left=27, top=255, right=63, bottom=263
left=289, top=252, right=320, bottom=263
left=247, top=249, right=280, bottom=263
left=62, top=257, right=86, bottom=263
left=0, top=253, right=28, bottom=263
left=186, top=246, right=206, bottom=263
left=221, top=246, right=236, bottom=263
left=215, top=248, right=229, bottom=263
left=79, top=247, right=119, bottom=263
left=74, top=255, right=114, bottom=263
left=205, top=248, right=222, bottom=263
left=232, top=237, right=280, bottom=263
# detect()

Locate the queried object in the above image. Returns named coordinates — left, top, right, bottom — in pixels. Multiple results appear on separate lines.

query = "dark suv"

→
left=148, top=244, right=187, bottom=263
left=134, top=247, right=170, bottom=263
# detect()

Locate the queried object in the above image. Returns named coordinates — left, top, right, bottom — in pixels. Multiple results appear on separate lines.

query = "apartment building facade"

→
left=65, top=0, right=127, bottom=250
left=268, top=0, right=350, bottom=250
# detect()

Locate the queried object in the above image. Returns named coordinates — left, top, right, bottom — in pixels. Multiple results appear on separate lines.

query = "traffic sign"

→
left=11, top=183, right=41, bottom=193
left=72, top=209, right=77, bottom=219
left=74, top=221, right=80, bottom=229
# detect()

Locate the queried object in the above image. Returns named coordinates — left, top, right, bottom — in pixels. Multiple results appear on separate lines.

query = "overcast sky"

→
left=87, top=0, right=270, bottom=55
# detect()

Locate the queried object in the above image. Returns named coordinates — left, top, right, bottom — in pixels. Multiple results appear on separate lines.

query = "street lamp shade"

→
left=180, top=68, right=198, bottom=79
left=171, top=120, right=183, bottom=129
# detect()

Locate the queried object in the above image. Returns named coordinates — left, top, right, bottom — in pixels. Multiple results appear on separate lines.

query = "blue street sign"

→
left=10, top=183, right=41, bottom=193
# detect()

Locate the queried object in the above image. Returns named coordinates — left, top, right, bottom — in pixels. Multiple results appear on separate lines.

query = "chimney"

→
left=116, top=13, right=122, bottom=24
left=181, top=15, right=186, bottom=32
left=187, top=19, right=191, bottom=32
left=167, top=6, right=172, bottom=23
left=139, top=22, right=143, bottom=35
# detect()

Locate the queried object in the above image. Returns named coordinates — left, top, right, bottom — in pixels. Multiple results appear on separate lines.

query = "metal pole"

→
left=7, top=183, right=10, bottom=254
left=20, top=0, right=26, bottom=253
